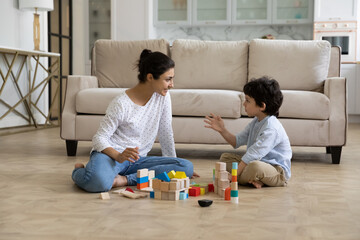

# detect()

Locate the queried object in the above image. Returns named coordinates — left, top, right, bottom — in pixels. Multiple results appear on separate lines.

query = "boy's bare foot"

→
left=249, top=180, right=264, bottom=189
left=112, top=175, right=128, bottom=188
left=74, top=163, right=85, bottom=169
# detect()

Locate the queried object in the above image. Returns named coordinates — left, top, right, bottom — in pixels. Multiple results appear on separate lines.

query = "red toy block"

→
left=208, top=183, right=214, bottom=192
left=125, top=187, right=134, bottom=193
left=225, top=187, right=231, bottom=201
left=137, top=182, right=149, bottom=189
left=189, top=187, right=200, bottom=197
left=232, top=175, right=237, bottom=182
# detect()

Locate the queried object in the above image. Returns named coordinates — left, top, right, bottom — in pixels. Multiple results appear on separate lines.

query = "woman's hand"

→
left=115, top=147, right=140, bottom=163
left=204, top=113, right=225, bottom=133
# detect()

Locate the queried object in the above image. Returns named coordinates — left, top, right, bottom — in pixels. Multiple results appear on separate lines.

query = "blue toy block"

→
left=231, top=190, right=238, bottom=197
left=136, top=176, right=149, bottom=184
left=232, top=162, right=238, bottom=170
left=179, top=192, right=186, bottom=200
left=155, top=172, right=170, bottom=182
left=150, top=191, right=154, bottom=198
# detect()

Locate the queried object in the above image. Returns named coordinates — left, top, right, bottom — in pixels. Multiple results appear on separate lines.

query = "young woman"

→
left=72, top=49, right=197, bottom=193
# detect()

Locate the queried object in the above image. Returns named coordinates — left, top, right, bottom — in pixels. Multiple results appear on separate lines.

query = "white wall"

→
left=0, top=0, right=49, bottom=128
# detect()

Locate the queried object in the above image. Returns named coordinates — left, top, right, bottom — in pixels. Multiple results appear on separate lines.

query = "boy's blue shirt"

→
left=235, top=115, right=292, bottom=180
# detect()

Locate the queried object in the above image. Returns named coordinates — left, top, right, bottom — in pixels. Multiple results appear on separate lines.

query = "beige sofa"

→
left=61, top=38, right=347, bottom=164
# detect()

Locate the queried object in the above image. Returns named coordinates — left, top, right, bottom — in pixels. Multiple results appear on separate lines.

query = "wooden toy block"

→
left=219, top=171, right=229, bottom=180
left=174, top=171, right=187, bottom=179
left=160, top=181, right=170, bottom=192
left=168, top=191, right=180, bottom=201
left=218, top=188, right=225, bottom=198
left=137, top=169, right=149, bottom=178
left=121, top=191, right=147, bottom=199
left=190, top=183, right=200, bottom=187
left=199, top=184, right=209, bottom=193
left=232, top=162, right=238, bottom=170
left=138, top=187, right=153, bottom=192
left=136, top=176, right=149, bottom=184
left=215, top=162, right=226, bottom=171
left=169, top=181, right=180, bottom=191
left=179, top=192, right=187, bottom=200
left=214, top=184, right=218, bottom=194
left=150, top=191, right=154, bottom=198
left=179, top=179, right=185, bottom=189
left=184, top=177, right=190, bottom=188
left=137, top=182, right=149, bottom=189
left=231, top=182, right=238, bottom=190
left=149, top=178, right=153, bottom=188
left=161, top=191, right=169, bottom=200
left=189, top=187, right=200, bottom=197
left=100, top=192, right=110, bottom=200
left=231, top=190, right=239, bottom=197
left=154, top=191, right=162, bottom=200
left=215, top=171, right=219, bottom=179
left=167, top=170, right=176, bottom=179
left=218, top=179, right=230, bottom=189
left=156, top=172, right=171, bottom=182
left=232, top=169, right=237, bottom=176
left=208, top=183, right=214, bottom=192
left=152, top=178, right=161, bottom=190
left=200, top=188, right=205, bottom=195
left=231, top=197, right=239, bottom=204
left=232, top=175, right=237, bottom=182
left=148, top=170, right=155, bottom=179
left=225, top=187, right=231, bottom=201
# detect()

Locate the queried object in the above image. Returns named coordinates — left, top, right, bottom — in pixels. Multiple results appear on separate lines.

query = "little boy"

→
left=204, top=76, right=292, bottom=188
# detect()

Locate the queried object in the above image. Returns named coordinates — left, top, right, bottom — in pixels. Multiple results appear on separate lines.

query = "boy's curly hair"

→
left=243, top=76, right=283, bottom=117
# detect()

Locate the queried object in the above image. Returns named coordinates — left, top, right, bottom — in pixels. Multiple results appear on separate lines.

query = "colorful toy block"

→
left=179, top=192, right=187, bottom=200
left=174, top=171, right=187, bottom=179
left=156, top=172, right=171, bottom=182
left=136, top=176, right=149, bottom=184
left=150, top=191, right=154, bottom=198
left=189, top=187, right=200, bottom=197
left=225, top=187, right=231, bottom=201
left=231, top=190, right=238, bottom=197
left=232, top=175, right=237, bottom=182
left=137, top=182, right=149, bottom=189
left=208, top=183, right=214, bottom=192
left=167, top=170, right=176, bottom=179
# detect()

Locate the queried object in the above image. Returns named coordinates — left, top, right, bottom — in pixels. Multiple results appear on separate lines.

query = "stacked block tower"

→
left=214, top=162, right=230, bottom=198
left=150, top=170, right=190, bottom=201
left=230, top=162, right=239, bottom=204
left=137, top=169, right=155, bottom=190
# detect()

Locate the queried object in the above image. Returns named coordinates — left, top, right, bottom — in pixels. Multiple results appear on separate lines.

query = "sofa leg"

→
left=330, top=146, right=342, bottom=164
left=326, top=146, right=331, bottom=154
left=66, top=140, right=78, bottom=156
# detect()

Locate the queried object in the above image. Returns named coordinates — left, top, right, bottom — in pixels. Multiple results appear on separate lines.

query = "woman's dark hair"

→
left=136, top=49, right=175, bottom=83
left=243, top=76, right=283, bottom=117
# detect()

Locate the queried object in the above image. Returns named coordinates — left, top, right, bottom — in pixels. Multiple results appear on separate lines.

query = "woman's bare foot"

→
left=112, top=175, right=128, bottom=188
left=191, top=171, right=200, bottom=179
left=249, top=180, right=264, bottom=189
left=74, top=163, right=85, bottom=169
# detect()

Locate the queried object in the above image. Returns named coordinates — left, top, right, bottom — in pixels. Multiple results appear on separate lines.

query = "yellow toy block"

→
left=232, top=169, right=237, bottom=176
left=200, top=188, right=205, bottom=195
left=175, top=171, right=187, bottom=179
left=167, top=170, right=176, bottom=179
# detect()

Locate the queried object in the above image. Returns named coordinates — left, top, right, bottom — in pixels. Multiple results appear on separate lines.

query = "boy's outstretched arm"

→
left=204, top=113, right=237, bottom=148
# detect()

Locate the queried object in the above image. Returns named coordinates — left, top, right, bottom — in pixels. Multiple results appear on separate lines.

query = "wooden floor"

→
left=1, top=124, right=360, bottom=240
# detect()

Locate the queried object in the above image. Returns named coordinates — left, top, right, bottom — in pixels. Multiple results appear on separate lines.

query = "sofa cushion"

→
left=240, top=90, right=330, bottom=120
left=171, top=39, right=248, bottom=91
left=76, top=88, right=126, bottom=114
left=248, top=39, right=331, bottom=91
left=170, top=89, right=242, bottom=118
left=92, top=39, right=170, bottom=88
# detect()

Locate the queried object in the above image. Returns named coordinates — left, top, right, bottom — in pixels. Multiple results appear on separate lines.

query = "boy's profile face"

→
left=244, top=95, right=267, bottom=121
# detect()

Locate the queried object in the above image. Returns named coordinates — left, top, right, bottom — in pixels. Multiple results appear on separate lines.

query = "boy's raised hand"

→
left=204, top=113, right=225, bottom=133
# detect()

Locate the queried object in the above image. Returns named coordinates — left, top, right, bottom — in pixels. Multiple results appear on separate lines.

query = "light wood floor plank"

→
left=0, top=124, right=359, bottom=239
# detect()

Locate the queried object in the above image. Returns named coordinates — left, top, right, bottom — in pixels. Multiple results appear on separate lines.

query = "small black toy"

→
left=198, top=199, right=213, bottom=207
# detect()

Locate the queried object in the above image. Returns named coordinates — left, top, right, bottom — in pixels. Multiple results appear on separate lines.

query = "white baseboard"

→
left=349, top=115, right=360, bottom=123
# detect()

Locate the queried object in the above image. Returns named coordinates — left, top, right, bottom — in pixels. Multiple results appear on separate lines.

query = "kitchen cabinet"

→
left=341, top=63, right=360, bottom=114
left=232, top=0, right=272, bottom=25
left=154, top=0, right=313, bottom=26
left=154, top=0, right=191, bottom=26
left=314, top=0, right=359, bottom=22
left=192, top=0, right=231, bottom=25
left=273, top=0, right=313, bottom=24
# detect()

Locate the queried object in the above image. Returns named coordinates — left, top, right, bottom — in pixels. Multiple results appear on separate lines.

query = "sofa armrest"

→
left=324, top=77, right=347, bottom=146
left=61, top=75, right=99, bottom=140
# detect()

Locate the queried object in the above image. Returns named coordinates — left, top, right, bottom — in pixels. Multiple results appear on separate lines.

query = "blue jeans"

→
left=72, top=151, right=194, bottom=193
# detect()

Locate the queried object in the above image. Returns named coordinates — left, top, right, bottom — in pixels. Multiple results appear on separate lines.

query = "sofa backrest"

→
left=92, top=39, right=170, bottom=88
left=248, top=39, right=331, bottom=91
left=171, top=39, right=248, bottom=91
